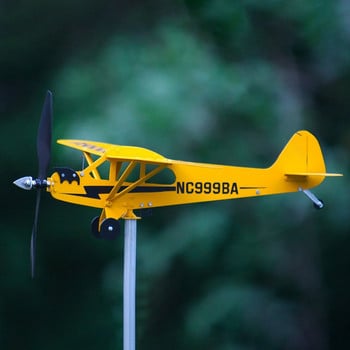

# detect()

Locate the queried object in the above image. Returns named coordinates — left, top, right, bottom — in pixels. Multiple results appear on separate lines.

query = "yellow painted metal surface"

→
left=48, top=130, right=342, bottom=220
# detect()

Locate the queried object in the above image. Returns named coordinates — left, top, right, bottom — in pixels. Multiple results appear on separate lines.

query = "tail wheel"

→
left=314, top=199, right=324, bottom=210
left=91, top=217, right=121, bottom=240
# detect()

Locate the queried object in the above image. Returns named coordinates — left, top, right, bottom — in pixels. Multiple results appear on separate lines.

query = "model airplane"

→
left=14, top=91, right=342, bottom=276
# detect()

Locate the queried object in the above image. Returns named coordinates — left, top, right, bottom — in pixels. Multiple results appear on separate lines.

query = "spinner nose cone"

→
left=13, top=176, right=34, bottom=190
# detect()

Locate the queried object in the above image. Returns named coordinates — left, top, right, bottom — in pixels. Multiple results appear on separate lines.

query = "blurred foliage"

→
left=1, top=0, right=349, bottom=349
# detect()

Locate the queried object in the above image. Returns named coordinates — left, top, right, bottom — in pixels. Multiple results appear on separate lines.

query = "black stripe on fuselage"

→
left=70, top=185, right=177, bottom=199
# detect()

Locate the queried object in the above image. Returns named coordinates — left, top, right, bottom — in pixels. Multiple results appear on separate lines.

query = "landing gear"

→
left=91, top=216, right=121, bottom=239
left=300, top=188, right=324, bottom=210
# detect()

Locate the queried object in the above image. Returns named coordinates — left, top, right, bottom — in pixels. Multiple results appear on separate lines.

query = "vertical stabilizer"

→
left=273, top=130, right=326, bottom=175
left=272, top=130, right=341, bottom=188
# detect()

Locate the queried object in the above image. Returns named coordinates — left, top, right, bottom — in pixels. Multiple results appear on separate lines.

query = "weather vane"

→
left=14, top=91, right=342, bottom=350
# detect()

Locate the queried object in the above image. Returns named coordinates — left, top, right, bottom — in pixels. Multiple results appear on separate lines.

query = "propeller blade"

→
left=32, top=91, right=53, bottom=277
left=30, top=230, right=36, bottom=278
left=30, top=189, right=42, bottom=278
left=37, top=90, right=53, bottom=180
left=13, top=91, right=53, bottom=277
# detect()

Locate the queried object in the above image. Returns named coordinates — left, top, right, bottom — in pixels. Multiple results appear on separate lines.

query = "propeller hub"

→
left=33, top=178, right=50, bottom=189
left=13, top=176, right=34, bottom=190
left=13, top=176, right=50, bottom=190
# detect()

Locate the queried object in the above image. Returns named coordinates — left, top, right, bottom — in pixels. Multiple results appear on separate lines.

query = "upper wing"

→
left=57, top=139, right=172, bottom=164
left=57, top=140, right=112, bottom=156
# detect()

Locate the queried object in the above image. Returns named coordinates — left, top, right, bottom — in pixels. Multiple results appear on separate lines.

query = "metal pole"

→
left=123, top=218, right=137, bottom=350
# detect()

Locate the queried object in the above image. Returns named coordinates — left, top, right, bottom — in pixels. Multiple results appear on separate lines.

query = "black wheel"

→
left=100, top=218, right=121, bottom=240
left=91, top=216, right=101, bottom=239
left=91, top=217, right=121, bottom=239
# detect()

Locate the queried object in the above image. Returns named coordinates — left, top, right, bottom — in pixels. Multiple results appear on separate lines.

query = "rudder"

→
left=272, top=130, right=326, bottom=175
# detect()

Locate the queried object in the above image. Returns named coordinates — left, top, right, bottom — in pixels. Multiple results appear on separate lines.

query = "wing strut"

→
left=106, top=163, right=166, bottom=203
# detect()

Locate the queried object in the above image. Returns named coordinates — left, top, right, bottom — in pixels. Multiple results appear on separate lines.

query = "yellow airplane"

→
left=14, top=91, right=342, bottom=275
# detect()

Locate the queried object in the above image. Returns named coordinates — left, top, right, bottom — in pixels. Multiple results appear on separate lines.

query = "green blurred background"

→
left=1, top=1, right=349, bottom=349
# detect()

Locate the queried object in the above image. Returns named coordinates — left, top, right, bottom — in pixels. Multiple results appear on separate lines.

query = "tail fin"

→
left=272, top=130, right=342, bottom=181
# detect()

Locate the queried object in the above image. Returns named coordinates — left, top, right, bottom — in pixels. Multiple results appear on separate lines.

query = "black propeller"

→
left=37, top=90, right=53, bottom=180
left=14, top=90, right=53, bottom=278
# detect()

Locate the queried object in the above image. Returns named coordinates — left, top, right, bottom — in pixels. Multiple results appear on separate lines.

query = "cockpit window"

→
left=97, top=160, right=110, bottom=179
left=145, top=165, right=175, bottom=184
left=116, top=162, right=175, bottom=184
left=85, top=157, right=175, bottom=184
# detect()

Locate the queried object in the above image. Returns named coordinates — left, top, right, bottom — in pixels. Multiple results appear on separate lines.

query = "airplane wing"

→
left=57, top=139, right=112, bottom=156
left=57, top=139, right=172, bottom=164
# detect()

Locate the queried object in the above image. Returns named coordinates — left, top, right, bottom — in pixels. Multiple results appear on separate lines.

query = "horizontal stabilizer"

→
left=285, top=172, right=343, bottom=177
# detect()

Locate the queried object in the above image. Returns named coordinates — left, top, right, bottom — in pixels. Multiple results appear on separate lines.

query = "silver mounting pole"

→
left=123, top=218, right=137, bottom=350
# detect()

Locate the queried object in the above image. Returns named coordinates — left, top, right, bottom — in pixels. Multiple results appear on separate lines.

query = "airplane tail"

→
left=272, top=130, right=341, bottom=185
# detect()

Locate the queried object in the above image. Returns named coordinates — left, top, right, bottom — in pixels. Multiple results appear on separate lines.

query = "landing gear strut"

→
left=91, top=217, right=121, bottom=239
